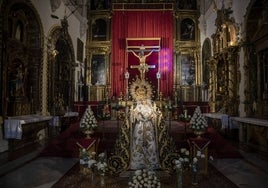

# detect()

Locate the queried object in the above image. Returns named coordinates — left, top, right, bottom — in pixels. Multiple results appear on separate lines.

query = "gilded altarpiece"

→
left=1, top=5, right=43, bottom=116
left=174, top=7, right=202, bottom=102
left=209, top=7, right=240, bottom=115
left=86, top=10, right=111, bottom=101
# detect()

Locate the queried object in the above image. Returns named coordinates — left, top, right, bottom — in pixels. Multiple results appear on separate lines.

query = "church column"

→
left=208, top=58, right=217, bottom=112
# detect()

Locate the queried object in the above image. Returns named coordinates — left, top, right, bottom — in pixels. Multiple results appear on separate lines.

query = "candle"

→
left=184, top=110, right=187, bottom=117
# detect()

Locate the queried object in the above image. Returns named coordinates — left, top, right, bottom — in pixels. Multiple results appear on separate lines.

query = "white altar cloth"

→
left=4, top=114, right=52, bottom=139
left=230, top=117, right=268, bottom=127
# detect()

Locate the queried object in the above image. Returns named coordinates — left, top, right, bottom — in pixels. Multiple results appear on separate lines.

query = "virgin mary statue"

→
left=129, top=96, right=160, bottom=170
left=107, top=78, right=179, bottom=174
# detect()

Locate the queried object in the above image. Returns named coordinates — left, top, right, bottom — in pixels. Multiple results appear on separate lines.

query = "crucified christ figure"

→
left=129, top=45, right=155, bottom=79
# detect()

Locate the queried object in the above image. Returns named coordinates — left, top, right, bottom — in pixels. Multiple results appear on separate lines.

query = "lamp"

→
left=125, top=71, right=129, bottom=79
left=125, top=70, right=129, bottom=100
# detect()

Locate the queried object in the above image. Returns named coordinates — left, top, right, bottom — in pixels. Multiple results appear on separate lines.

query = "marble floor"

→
left=0, top=144, right=268, bottom=188
left=1, top=123, right=268, bottom=188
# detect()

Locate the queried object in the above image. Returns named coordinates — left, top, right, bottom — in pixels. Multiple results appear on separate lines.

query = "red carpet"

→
left=205, top=127, right=242, bottom=158
left=39, top=121, right=242, bottom=159
left=39, top=123, right=83, bottom=158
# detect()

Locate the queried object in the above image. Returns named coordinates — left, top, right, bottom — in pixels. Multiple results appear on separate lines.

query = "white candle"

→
left=184, top=110, right=187, bottom=117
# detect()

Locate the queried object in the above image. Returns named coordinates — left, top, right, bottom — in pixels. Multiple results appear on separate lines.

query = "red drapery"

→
left=111, top=10, right=174, bottom=98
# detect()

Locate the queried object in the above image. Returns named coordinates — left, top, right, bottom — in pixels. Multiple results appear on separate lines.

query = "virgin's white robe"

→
left=129, top=100, right=160, bottom=170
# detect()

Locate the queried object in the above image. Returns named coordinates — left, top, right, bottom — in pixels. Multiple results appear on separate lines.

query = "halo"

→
left=130, top=78, right=153, bottom=101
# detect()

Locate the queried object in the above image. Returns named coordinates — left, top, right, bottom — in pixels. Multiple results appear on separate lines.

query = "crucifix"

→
left=129, top=44, right=155, bottom=80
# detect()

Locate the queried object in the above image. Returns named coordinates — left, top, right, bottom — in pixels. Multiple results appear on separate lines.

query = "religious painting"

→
left=181, top=54, right=195, bottom=85
left=91, top=54, right=106, bottom=85
left=92, top=18, right=107, bottom=41
left=180, top=18, right=195, bottom=41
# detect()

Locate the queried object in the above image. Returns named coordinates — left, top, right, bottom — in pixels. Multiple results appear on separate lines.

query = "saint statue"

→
left=129, top=97, right=160, bottom=170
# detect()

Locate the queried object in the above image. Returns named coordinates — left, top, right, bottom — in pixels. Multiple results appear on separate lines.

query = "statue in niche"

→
left=9, top=63, right=27, bottom=98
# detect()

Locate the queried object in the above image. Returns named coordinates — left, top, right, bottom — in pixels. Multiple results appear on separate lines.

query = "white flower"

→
left=129, top=169, right=160, bottom=187
left=196, top=150, right=201, bottom=157
left=87, top=159, right=96, bottom=168
left=209, top=156, right=214, bottom=160
left=193, top=157, right=198, bottom=163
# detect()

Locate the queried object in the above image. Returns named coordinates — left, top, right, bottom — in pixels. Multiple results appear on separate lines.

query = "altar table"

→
left=4, top=114, right=52, bottom=150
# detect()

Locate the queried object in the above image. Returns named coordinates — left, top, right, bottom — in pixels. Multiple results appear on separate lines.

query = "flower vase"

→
left=84, top=129, right=94, bottom=139
left=176, top=168, right=183, bottom=188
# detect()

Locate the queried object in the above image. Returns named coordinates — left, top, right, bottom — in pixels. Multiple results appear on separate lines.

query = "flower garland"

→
left=128, top=169, right=161, bottom=188
left=80, top=105, right=98, bottom=132
left=189, top=106, right=208, bottom=131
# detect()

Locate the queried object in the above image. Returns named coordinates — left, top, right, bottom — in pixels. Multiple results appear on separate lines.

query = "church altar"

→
left=230, top=117, right=268, bottom=153
left=4, top=114, right=52, bottom=150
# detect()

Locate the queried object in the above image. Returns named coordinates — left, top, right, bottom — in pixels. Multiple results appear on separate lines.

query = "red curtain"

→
left=111, top=10, right=174, bottom=98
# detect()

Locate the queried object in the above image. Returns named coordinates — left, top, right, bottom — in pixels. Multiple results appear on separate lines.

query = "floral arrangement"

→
left=78, top=149, right=108, bottom=178
left=174, top=148, right=206, bottom=185
left=189, top=106, right=208, bottom=131
left=174, top=148, right=205, bottom=170
left=174, top=148, right=191, bottom=171
left=80, top=105, right=98, bottom=132
left=96, top=152, right=108, bottom=176
left=128, top=169, right=161, bottom=188
left=79, top=148, right=97, bottom=169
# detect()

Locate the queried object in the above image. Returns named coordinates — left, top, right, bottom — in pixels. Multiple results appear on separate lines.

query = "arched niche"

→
left=1, top=1, right=43, bottom=116
left=47, top=24, right=75, bottom=116
left=202, top=38, right=212, bottom=88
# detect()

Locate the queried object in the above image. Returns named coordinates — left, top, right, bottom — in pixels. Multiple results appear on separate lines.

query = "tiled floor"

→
left=1, top=124, right=268, bottom=188
left=1, top=143, right=268, bottom=188
left=211, top=150, right=268, bottom=188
